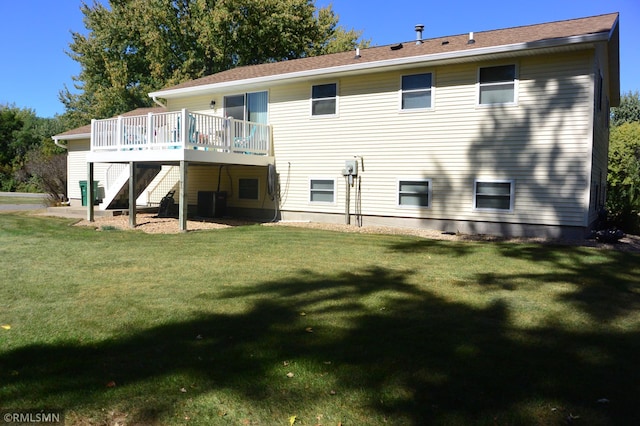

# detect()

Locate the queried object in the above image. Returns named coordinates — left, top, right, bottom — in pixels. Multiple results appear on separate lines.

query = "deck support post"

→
left=179, top=160, right=188, bottom=232
left=129, top=161, right=136, bottom=228
left=87, top=162, right=94, bottom=222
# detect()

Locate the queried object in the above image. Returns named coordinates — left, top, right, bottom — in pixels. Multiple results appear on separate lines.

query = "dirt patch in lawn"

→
left=71, top=213, right=640, bottom=253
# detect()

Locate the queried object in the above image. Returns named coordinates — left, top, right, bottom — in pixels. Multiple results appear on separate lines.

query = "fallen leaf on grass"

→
left=180, top=387, right=187, bottom=393
left=286, top=372, right=294, bottom=378
left=1, top=324, right=10, bottom=330
left=289, top=415, right=297, bottom=425
left=305, top=327, right=313, bottom=333
left=106, top=381, right=116, bottom=388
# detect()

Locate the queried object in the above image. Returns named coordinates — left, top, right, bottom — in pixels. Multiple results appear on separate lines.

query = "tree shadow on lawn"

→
left=1, top=264, right=639, bottom=424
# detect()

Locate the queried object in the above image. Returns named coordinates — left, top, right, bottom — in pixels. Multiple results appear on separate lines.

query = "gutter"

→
left=152, top=96, right=167, bottom=108
left=52, top=132, right=91, bottom=150
left=149, top=31, right=611, bottom=99
left=52, top=136, right=68, bottom=150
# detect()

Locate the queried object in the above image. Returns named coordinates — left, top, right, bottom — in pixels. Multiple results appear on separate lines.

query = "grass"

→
left=1, top=213, right=639, bottom=425
left=0, top=195, right=46, bottom=205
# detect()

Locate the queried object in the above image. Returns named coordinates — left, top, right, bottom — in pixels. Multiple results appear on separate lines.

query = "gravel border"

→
left=70, top=213, right=640, bottom=253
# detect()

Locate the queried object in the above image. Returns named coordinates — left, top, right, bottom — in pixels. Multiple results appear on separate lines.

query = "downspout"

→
left=152, top=96, right=167, bottom=108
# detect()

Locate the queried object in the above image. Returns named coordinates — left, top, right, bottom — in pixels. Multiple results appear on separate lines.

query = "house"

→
left=53, top=12, right=620, bottom=238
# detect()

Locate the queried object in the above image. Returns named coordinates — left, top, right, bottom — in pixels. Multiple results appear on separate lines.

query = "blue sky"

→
left=0, top=0, right=638, bottom=118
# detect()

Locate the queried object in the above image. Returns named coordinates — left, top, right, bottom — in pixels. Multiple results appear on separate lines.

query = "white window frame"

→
left=309, top=178, right=336, bottom=204
left=473, top=179, right=515, bottom=212
left=237, top=177, right=260, bottom=201
left=477, top=64, right=518, bottom=106
left=397, top=178, right=432, bottom=208
left=400, top=72, right=434, bottom=111
left=310, top=82, right=338, bottom=118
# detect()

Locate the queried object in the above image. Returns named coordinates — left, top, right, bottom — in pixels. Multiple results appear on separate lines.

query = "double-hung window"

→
left=478, top=65, right=516, bottom=105
left=310, top=179, right=335, bottom=203
left=311, top=83, right=337, bottom=116
left=474, top=180, right=515, bottom=211
left=398, top=179, right=431, bottom=207
left=401, top=73, right=433, bottom=110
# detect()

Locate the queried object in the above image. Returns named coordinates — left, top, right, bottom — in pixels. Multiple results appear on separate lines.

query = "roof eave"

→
left=607, top=16, right=621, bottom=107
left=149, top=31, right=611, bottom=100
left=52, top=133, right=91, bottom=142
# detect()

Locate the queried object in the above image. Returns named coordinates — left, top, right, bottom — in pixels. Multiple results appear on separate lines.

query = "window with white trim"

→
left=238, top=178, right=259, bottom=200
left=310, top=179, right=335, bottom=203
left=401, top=73, right=432, bottom=110
left=478, top=65, right=516, bottom=105
left=474, top=180, right=514, bottom=211
left=311, top=83, right=337, bottom=116
left=398, top=179, right=431, bottom=207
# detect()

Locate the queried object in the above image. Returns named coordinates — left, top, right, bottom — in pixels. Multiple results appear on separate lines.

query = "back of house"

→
left=55, top=12, right=620, bottom=238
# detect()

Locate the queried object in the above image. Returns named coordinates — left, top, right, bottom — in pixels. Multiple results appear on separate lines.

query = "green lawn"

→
left=0, top=195, right=46, bottom=205
left=1, top=213, right=639, bottom=425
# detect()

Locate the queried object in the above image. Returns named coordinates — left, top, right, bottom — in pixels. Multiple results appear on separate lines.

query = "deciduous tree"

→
left=607, top=121, right=640, bottom=232
left=61, top=0, right=366, bottom=127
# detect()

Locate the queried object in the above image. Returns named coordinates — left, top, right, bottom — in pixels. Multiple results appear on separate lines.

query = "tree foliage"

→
left=61, top=0, right=367, bottom=127
left=606, top=91, right=640, bottom=232
left=0, top=104, right=67, bottom=192
left=611, top=90, right=640, bottom=127
left=607, top=121, right=640, bottom=231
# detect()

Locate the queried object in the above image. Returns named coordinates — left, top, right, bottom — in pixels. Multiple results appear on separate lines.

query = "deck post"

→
left=129, top=161, right=136, bottom=228
left=87, top=162, right=94, bottom=222
left=179, top=160, right=188, bottom=232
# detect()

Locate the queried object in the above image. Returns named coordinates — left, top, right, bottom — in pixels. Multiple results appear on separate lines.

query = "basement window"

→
left=238, top=178, right=259, bottom=200
left=398, top=179, right=431, bottom=207
left=474, top=180, right=514, bottom=211
left=310, top=178, right=335, bottom=203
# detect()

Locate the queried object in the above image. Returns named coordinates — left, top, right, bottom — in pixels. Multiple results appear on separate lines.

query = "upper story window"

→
left=401, top=73, right=433, bottom=110
left=311, top=83, right=337, bottom=116
left=478, top=65, right=517, bottom=105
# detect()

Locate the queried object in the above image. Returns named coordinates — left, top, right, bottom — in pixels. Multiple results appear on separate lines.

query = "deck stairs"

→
left=99, top=164, right=162, bottom=209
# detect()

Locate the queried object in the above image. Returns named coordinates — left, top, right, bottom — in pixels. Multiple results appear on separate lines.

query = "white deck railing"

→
left=91, top=109, right=272, bottom=156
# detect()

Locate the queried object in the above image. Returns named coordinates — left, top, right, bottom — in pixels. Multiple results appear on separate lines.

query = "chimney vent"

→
left=467, top=31, right=475, bottom=44
left=415, top=24, right=425, bottom=45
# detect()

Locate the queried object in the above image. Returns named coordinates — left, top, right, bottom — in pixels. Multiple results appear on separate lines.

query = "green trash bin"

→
left=79, top=180, right=99, bottom=206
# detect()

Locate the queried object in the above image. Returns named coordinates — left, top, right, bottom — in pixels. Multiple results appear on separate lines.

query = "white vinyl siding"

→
left=264, top=50, right=595, bottom=227
left=67, top=138, right=109, bottom=203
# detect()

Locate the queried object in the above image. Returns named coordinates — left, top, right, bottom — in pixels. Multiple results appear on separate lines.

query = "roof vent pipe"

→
left=467, top=31, right=475, bottom=44
left=415, top=24, right=424, bottom=44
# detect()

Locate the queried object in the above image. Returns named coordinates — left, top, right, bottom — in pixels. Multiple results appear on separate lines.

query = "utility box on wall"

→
left=197, top=191, right=227, bottom=218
